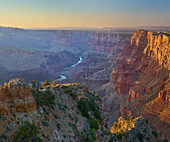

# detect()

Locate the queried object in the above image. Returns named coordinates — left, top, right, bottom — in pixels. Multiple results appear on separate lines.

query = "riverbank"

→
left=56, top=56, right=83, bottom=81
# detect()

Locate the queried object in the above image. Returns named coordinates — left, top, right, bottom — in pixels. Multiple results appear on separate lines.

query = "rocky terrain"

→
left=0, top=78, right=164, bottom=142
left=110, top=116, right=165, bottom=142
left=0, top=78, right=36, bottom=115
left=0, top=78, right=112, bottom=141
left=79, top=29, right=170, bottom=141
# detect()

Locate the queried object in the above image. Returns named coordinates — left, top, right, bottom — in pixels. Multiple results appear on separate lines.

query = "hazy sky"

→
left=0, top=0, right=170, bottom=28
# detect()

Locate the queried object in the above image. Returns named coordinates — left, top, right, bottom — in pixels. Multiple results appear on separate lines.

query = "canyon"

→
left=0, top=27, right=133, bottom=84
left=77, top=29, right=170, bottom=141
left=0, top=26, right=170, bottom=141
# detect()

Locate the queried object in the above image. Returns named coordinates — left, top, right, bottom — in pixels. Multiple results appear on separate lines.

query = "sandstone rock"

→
left=110, top=116, right=164, bottom=142
left=97, top=29, right=170, bottom=141
left=0, top=78, right=36, bottom=114
left=144, top=32, right=170, bottom=70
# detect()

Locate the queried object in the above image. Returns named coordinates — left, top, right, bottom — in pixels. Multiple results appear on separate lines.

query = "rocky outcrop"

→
left=94, top=29, right=170, bottom=140
left=110, top=116, right=164, bottom=142
left=120, top=103, right=132, bottom=117
left=0, top=81, right=113, bottom=141
left=110, top=29, right=170, bottom=101
left=144, top=31, right=170, bottom=70
left=0, top=78, right=36, bottom=114
left=110, top=30, right=148, bottom=95
left=158, top=79, right=170, bottom=103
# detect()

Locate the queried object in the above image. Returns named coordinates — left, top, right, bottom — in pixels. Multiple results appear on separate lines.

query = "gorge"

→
left=56, top=56, right=83, bottom=81
left=77, top=29, right=170, bottom=141
left=0, top=26, right=169, bottom=141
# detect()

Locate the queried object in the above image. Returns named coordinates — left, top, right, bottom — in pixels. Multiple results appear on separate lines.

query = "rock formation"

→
left=144, top=31, right=170, bottom=70
left=0, top=78, right=36, bottom=114
left=85, top=29, right=170, bottom=140
left=110, top=116, right=164, bottom=142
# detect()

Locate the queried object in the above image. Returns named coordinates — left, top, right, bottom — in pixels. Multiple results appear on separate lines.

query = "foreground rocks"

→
left=0, top=79, right=111, bottom=141
left=110, top=116, right=165, bottom=142
left=0, top=79, right=164, bottom=141
left=0, top=78, right=36, bottom=115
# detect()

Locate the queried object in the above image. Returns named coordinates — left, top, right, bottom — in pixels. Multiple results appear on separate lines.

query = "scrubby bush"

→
left=81, top=127, right=97, bottom=142
left=71, top=93, right=78, bottom=100
left=136, top=132, right=143, bottom=142
left=38, top=89, right=56, bottom=107
left=89, top=117, right=99, bottom=130
left=77, top=99, right=90, bottom=118
left=16, top=121, right=42, bottom=142
left=64, top=89, right=77, bottom=100
left=117, top=132, right=122, bottom=140
left=152, top=130, right=158, bottom=137
left=108, top=136, right=114, bottom=142
left=42, top=80, right=50, bottom=88
left=42, top=121, right=49, bottom=127
left=130, top=116, right=134, bottom=122
left=1, top=134, right=7, bottom=139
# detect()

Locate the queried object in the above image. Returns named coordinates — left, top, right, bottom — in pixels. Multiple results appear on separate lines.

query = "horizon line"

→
left=1, top=25, right=170, bottom=30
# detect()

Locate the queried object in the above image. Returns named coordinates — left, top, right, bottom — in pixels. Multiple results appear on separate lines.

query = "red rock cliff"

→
left=112, top=29, right=170, bottom=140
left=144, top=32, right=170, bottom=70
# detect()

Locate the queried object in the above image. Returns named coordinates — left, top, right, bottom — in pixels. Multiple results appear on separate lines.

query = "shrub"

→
left=136, top=132, right=143, bottom=142
left=17, top=121, right=42, bottom=142
left=152, top=130, right=158, bottom=137
left=71, top=93, right=77, bottom=100
left=108, top=136, right=114, bottom=142
left=64, top=89, right=72, bottom=94
left=81, top=128, right=97, bottom=142
left=57, top=123, right=61, bottom=129
left=130, top=116, right=134, bottom=122
left=117, top=132, right=122, bottom=140
left=42, top=121, right=49, bottom=127
left=42, top=80, right=50, bottom=88
left=105, top=123, right=108, bottom=128
left=1, top=134, right=7, bottom=139
left=77, top=99, right=90, bottom=118
left=89, top=117, right=99, bottom=130
left=3, top=116, right=6, bottom=121
left=39, top=89, right=56, bottom=107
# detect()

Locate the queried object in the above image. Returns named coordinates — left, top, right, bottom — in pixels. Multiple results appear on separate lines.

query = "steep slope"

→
left=74, top=32, right=132, bottom=90
left=0, top=79, right=112, bottom=141
left=95, top=29, right=170, bottom=140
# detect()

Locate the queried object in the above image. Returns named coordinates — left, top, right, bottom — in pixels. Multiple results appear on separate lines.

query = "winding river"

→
left=56, top=56, right=82, bottom=81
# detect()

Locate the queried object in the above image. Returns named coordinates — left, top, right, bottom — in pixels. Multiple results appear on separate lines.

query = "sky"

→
left=0, top=0, right=170, bottom=29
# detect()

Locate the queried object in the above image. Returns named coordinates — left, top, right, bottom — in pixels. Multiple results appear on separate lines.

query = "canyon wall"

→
left=0, top=27, right=131, bottom=84
left=144, top=31, right=170, bottom=70
left=79, top=33, right=131, bottom=90
left=107, top=29, right=170, bottom=140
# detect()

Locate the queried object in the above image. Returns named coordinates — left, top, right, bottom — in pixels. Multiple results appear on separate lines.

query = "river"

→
left=56, top=56, right=82, bottom=81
